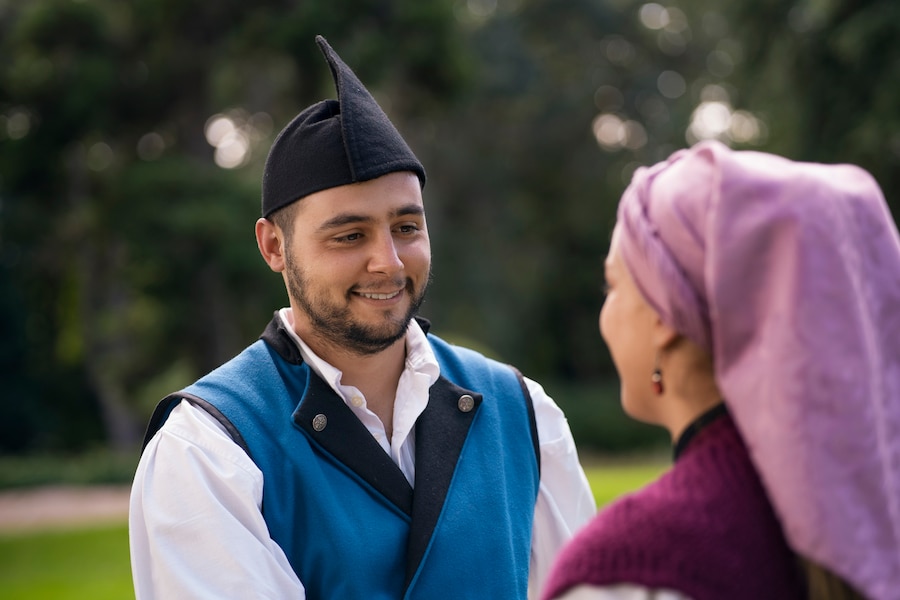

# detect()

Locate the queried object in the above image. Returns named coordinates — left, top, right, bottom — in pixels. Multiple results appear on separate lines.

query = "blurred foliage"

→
left=1, top=0, right=897, bottom=454
left=549, top=379, right=670, bottom=453
left=0, top=450, right=138, bottom=490
left=0, top=0, right=469, bottom=452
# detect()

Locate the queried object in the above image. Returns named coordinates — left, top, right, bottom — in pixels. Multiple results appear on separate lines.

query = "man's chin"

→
left=339, top=317, right=410, bottom=352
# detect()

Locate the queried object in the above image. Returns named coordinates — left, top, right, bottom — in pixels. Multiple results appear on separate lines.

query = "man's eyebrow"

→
left=393, top=204, right=425, bottom=219
left=316, top=204, right=425, bottom=233
left=317, top=213, right=372, bottom=232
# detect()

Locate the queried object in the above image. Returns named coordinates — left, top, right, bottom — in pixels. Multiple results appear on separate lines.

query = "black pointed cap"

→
left=261, top=35, right=427, bottom=218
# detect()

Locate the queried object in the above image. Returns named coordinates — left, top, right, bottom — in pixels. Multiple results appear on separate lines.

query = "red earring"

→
left=651, top=356, right=664, bottom=395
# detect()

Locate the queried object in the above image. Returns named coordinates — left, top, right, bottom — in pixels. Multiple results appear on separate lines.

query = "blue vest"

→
left=144, top=317, right=540, bottom=599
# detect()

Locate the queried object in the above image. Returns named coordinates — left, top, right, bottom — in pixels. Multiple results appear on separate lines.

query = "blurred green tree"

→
left=422, top=0, right=718, bottom=379
left=720, top=0, right=900, bottom=208
left=424, top=0, right=900, bottom=385
left=0, top=0, right=469, bottom=451
left=1, top=0, right=897, bottom=453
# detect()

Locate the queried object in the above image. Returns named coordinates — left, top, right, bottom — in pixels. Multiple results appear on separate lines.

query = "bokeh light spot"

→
left=137, top=133, right=165, bottom=161
left=7, top=110, right=31, bottom=140
left=87, top=142, right=114, bottom=172
left=657, top=70, right=686, bottom=99
left=639, top=3, right=669, bottom=30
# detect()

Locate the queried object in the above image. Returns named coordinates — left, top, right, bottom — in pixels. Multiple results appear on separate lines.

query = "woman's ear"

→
left=652, top=316, right=680, bottom=351
left=255, top=218, right=286, bottom=273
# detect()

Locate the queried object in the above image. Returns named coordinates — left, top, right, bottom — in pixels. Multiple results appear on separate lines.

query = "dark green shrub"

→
left=547, top=379, right=670, bottom=454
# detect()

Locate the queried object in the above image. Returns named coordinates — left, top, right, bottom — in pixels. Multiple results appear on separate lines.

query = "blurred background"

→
left=1, top=0, right=898, bottom=482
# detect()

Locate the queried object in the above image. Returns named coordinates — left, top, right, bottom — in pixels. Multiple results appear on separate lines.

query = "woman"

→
left=543, top=141, right=900, bottom=600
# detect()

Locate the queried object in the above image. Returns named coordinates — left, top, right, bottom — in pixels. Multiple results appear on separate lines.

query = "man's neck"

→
left=290, top=313, right=407, bottom=439
left=335, top=341, right=406, bottom=440
left=327, top=339, right=406, bottom=388
left=283, top=307, right=407, bottom=378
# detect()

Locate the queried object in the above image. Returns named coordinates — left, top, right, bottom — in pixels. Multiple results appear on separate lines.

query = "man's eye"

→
left=336, top=233, right=362, bottom=243
left=397, top=224, right=420, bottom=234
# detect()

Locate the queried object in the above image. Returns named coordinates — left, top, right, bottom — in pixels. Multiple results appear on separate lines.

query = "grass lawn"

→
left=0, top=524, right=133, bottom=600
left=0, top=460, right=669, bottom=598
left=586, top=460, right=669, bottom=507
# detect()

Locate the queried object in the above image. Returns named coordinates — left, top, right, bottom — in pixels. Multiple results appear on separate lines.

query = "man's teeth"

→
left=359, top=291, right=400, bottom=300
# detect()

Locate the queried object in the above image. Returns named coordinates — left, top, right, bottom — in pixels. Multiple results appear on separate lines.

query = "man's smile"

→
left=355, top=290, right=402, bottom=300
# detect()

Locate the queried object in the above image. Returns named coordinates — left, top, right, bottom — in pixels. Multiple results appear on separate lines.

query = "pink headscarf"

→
left=615, top=140, right=900, bottom=600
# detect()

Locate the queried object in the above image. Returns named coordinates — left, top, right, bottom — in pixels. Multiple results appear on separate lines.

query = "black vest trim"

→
left=263, top=312, right=416, bottom=515
left=260, top=311, right=304, bottom=364
left=144, top=312, right=540, bottom=578
left=292, top=372, right=415, bottom=516
left=405, top=377, right=483, bottom=588
left=142, top=391, right=252, bottom=457
left=512, top=366, right=541, bottom=479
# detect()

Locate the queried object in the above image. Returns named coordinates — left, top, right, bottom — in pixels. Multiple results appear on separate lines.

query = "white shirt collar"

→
left=276, top=308, right=439, bottom=484
left=276, top=307, right=439, bottom=395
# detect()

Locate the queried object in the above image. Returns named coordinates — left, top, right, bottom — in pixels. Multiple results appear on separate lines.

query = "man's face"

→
left=281, top=171, right=431, bottom=357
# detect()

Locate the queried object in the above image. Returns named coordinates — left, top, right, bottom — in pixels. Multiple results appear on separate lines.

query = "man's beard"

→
left=285, top=256, right=429, bottom=356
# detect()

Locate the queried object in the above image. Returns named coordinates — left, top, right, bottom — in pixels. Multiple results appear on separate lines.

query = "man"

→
left=129, top=35, right=595, bottom=599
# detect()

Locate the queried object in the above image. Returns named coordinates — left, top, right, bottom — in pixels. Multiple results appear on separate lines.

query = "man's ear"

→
left=255, top=218, right=286, bottom=273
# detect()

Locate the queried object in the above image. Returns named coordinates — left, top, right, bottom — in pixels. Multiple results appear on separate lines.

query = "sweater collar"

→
left=673, top=402, right=728, bottom=460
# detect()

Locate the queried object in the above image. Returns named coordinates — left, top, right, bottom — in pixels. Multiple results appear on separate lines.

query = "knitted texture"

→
left=615, top=141, right=900, bottom=599
left=542, top=414, right=804, bottom=600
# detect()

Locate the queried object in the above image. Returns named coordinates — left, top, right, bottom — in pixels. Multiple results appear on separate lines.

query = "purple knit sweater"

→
left=543, top=412, right=804, bottom=600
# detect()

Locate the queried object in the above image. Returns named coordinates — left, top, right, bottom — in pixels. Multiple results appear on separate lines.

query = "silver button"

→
left=458, top=395, right=475, bottom=413
left=312, top=414, right=327, bottom=431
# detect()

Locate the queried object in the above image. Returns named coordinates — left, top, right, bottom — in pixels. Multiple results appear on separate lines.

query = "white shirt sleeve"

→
left=555, top=584, right=693, bottom=600
left=129, top=400, right=305, bottom=600
left=525, top=377, right=598, bottom=600
left=131, top=375, right=597, bottom=599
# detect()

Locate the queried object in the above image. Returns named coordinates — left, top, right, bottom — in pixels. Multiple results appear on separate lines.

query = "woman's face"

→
left=599, top=229, right=661, bottom=424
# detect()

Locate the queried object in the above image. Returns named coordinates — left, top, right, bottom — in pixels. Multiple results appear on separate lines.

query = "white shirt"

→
left=130, top=310, right=596, bottom=599
left=556, top=585, right=691, bottom=600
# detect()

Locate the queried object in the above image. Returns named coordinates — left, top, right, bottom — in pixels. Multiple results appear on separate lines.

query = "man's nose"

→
left=368, top=233, right=403, bottom=274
